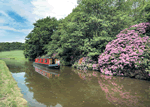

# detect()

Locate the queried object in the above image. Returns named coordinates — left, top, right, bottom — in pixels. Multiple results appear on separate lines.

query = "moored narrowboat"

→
left=34, top=57, right=60, bottom=69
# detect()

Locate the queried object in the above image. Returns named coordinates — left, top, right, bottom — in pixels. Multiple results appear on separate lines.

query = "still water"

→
left=4, top=60, right=150, bottom=107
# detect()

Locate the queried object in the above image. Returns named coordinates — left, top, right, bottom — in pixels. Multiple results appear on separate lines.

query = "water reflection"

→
left=23, top=64, right=114, bottom=107
left=33, top=64, right=60, bottom=79
left=4, top=60, right=150, bottom=107
left=73, top=69, right=150, bottom=107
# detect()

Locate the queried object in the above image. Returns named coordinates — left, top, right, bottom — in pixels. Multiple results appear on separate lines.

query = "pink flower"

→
left=96, top=22, right=150, bottom=78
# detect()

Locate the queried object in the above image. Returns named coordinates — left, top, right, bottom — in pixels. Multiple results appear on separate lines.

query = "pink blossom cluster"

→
left=92, top=64, right=98, bottom=70
left=52, top=53, right=57, bottom=58
left=96, top=22, right=150, bottom=76
left=78, top=57, right=95, bottom=64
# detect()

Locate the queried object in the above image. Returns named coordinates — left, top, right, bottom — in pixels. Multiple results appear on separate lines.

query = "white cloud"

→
left=0, top=26, right=32, bottom=34
left=1, top=0, right=77, bottom=24
left=0, top=11, right=14, bottom=23
left=0, top=19, right=5, bottom=23
left=0, top=26, right=17, bottom=31
left=19, top=29, right=33, bottom=34
left=4, top=39, right=25, bottom=43
left=31, top=0, right=78, bottom=20
left=0, top=10, right=9, bottom=17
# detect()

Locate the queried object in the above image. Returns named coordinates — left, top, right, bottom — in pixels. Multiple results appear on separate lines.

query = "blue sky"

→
left=0, top=0, right=78, bottom=43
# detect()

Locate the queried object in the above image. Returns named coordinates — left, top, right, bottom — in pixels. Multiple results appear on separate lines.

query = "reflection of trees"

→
left=3, top=59, right=31, bottom=73
left=24, top=64, right=65, bottom=106
left=73, top=69, right=150, bottom=107
left=6, top=60, right=150, bottom=107
left=25, top=64, right=97, bottom=107
left=97, top=74, right=150, bottom=107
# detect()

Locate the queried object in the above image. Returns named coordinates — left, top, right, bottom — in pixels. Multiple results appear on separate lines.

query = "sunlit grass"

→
left=0, top=50, right=29, bottom=68
left=0, top=50, right=28, bottom=61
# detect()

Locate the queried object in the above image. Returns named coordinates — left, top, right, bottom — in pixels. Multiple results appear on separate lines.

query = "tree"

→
left=24, top=16, right=58, bottom=61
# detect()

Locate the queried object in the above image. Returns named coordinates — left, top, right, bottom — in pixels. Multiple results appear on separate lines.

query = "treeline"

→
left=0, top=42, right=24, bottom=52
left=24, top=0, right=150, bottom=65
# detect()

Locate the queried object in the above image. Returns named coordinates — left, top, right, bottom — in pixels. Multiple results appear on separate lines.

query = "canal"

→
left=3, top=60, right=150, bottom=107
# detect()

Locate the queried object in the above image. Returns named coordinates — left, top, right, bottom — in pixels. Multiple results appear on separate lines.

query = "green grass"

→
left=0, top=50, right=28, bottom=61
left=0, top=50, right=29, bottom=68
left=0, top=50, right=29, bottom=107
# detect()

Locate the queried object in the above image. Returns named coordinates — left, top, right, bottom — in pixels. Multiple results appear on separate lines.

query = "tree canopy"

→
left=0, top=42, right=24, bottom=52
left=24, top=0, right=150, bottom=64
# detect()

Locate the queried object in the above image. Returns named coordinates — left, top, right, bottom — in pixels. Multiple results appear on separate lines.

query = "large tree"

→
left=24, top=16, right=58, bottom=61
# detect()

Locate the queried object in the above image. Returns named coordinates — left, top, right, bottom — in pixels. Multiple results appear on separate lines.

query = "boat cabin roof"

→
left=36, top=57, right=58, bottom=59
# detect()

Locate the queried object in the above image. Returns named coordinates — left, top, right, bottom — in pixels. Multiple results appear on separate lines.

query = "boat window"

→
left=38, top=59, right=40, bottom=62
left=45, top=59, right=47, bottom=63
left=41, top=59, right=43, bottom=62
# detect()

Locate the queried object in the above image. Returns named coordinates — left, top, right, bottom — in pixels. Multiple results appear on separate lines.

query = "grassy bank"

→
left=0, top=60, right=28, bottom=107
left=0, top=50, right=29, bottom=107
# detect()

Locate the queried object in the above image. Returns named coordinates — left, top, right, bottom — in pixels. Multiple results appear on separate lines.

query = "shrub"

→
left=97, top=22, right=150, bottom=80
left=73, top=56, right=96, bottom=71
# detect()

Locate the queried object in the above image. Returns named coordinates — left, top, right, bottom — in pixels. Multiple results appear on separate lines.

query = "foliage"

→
left=24, top=0, right=150, bottom=67
left=96, top=22, right=150, bottom=80
left=23, top=16, right=58, bottom=61
left=0, top=42, right=24, bottom=52
left=72, top=56, right=96, bottom=71
left=44, top=0, right=137, bottom=65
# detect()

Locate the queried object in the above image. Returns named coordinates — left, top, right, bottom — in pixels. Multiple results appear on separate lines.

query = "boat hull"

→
left=33, top=62, right=60, bottom=69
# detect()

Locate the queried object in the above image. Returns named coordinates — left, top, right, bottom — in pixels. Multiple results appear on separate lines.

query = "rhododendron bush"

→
left=95, top=22, right=150, bottom=80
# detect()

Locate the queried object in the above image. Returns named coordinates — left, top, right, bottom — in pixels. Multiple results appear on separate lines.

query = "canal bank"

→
left=0, top=60, right=28, bottom=107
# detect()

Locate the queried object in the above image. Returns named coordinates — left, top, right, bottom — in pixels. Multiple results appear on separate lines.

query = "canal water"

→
left=3, top=60, right=150, bottom=107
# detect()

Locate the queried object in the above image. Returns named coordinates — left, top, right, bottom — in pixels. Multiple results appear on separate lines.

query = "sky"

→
left=0, top=0, right=78, bottom=43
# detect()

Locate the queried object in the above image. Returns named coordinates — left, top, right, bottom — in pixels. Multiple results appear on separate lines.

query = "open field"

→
left=0, top=50, right=29, bottom=68
left=0, top=50, right=28, bottom=61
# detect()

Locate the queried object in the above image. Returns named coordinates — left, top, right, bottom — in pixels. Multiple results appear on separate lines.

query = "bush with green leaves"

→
left=72, top=57, right=96, bottom=71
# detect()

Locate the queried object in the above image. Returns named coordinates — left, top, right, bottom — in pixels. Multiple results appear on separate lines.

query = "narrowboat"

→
left=33, top=57, right=60, bottom=69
